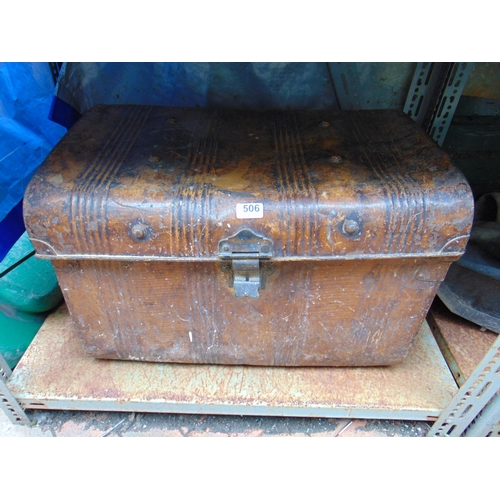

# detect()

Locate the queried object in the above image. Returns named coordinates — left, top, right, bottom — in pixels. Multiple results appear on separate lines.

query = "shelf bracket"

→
left=0, top=353, right=31, bottom=426
left=427, top=333, right=500, bottom=436
left=404, top=62, right=473, bottom=146
left=464, top=393, right=500, bottom=437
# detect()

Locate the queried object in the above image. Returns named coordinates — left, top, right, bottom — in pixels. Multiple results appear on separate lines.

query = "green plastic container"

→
left=0, top=305, right=47, bottom=369
left=0, top=232, right=63, bottom=368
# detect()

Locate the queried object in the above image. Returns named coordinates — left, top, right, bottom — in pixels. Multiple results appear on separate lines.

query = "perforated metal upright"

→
left=0, top=353, right=30, bottom=425
left=427, top=333, right=500, bottom=436
left=404, top=62, right=473, bottom=146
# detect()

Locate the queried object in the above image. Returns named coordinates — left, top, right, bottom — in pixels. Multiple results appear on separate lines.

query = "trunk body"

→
left=24, top=106, right=474, bottom=366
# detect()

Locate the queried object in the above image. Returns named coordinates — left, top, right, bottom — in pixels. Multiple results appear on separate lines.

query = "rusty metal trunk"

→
left=24, top=106, right=474, bottom=366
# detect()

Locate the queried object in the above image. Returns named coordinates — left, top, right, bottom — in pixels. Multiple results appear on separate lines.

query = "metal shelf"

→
left=427, top=301, right=500, bottom=436
left=3, top=303, right=499, bottom=435
left=3, top=304, right=457, bottom=422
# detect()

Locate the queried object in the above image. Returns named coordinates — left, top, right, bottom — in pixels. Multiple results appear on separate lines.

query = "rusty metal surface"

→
left=428, top=298, right=497, bottom=382
left=463, top=62, right=500, bottom=100
left=6, top=306, right=457, bottom=420
left=25, top=107, right=473, bottom=261
left=51, top=258, right=450, bottom=366
left=23, top=106, right=474, bottom=367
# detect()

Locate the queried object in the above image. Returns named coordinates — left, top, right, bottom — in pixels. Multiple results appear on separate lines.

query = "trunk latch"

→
left=218, top=229, right=273, bottom=298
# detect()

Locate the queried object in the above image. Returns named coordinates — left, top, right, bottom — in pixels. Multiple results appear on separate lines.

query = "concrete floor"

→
left=1, top=408, right=432, bottom=437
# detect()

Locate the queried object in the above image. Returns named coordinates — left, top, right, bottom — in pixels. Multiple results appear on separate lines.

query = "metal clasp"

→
left=218, top=229, right=273, bottom=298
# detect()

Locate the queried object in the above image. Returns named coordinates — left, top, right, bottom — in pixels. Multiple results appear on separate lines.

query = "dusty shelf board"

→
left=6, top=306, right=457, bottom=420
left=428, top=299, right=498, bottom=385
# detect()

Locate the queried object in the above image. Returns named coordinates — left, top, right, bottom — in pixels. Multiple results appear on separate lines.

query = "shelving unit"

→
left=0, top=301, right=498, bottom=436
left=0, top=304, right=458, bottom=421
left=3, top=300, right=499, bottom=435
left=427, top=300, right=500, bottom=436
left=2, top=62, right=499, bottom=436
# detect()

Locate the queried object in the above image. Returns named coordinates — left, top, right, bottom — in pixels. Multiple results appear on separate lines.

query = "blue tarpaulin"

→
left=0, top=63, right=67, bottom=259
left=52, top=62, right=414, bottom=115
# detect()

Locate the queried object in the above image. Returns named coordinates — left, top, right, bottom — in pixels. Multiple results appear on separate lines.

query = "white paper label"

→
left=236, top=203, right=264, bottom=219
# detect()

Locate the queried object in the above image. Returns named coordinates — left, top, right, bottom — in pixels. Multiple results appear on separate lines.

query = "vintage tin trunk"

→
left=24, top=105, right=474, bottom=366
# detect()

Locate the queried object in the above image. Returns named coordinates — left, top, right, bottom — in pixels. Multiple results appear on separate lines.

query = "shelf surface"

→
left=428, top=299, right=498, bottom=385
left=7, top=305, right=458, bottom=420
